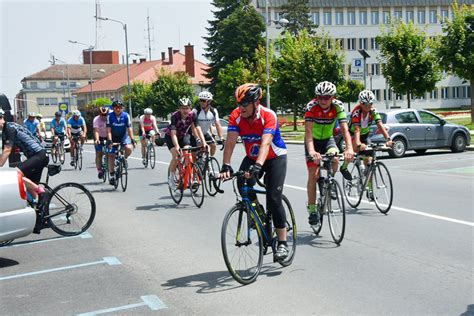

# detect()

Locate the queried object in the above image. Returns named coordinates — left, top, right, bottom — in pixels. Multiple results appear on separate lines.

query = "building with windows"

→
left=252, top=0, right=471, bottom=110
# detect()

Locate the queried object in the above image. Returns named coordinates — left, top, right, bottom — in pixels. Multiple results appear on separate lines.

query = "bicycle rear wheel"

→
left=278, top=195, right=297, bottom=267
left=190, top=163, right=204, bottom=207
left=343, top=161, right=363, bottom=209
left=168, top=166, right=183, bottom=204
left=327, top=180, right=346, bottom=244
left=204, top=157, right=220, bottom=197
left=221, top=204, right=263, bottom=285
left=46, top=182, right=96, bottom=236
left=120, top=158, right=128, bottom=192
left=149, top=144, right=156, bottom=169
left=372, top=162, right=393, bottom=214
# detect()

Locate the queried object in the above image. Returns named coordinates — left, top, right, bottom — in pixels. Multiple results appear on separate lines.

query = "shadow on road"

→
left=149, top=182, right=167, bottom=187
left=135, top=203, right=181, bottom=211
left=80, top=181, right=104, bottom=186
left=296, top=231, right=340, bottom=249
left=345, top=207, right=387, bottom=217
left=88, top=187, right=117, bottom=194
left=461, top=304, right=474, bottom=316
left=0, top=258, right=19, bottom=268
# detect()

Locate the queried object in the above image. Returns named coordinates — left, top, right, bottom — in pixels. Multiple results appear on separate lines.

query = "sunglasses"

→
left=199, top=99, right=208, bottom=103
left=238, top=101, right=253, bottom=107
left=361, top=102, right=373, bottom=106
left=318, top=95, right=332, bottom=100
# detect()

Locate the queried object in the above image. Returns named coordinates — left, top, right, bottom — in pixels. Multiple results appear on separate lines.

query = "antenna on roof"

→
left=49, top=54, right=56, bottom=65
left=95, top=0, right=103, bottom=49
left=145, top=9, right=155, bottom=61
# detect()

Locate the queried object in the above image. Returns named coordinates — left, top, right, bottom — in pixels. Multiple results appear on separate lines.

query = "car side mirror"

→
left=440, top=119, right=446, bottom=125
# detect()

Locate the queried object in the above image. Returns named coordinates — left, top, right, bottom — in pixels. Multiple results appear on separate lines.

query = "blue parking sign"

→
left=355, top=59, right=362, bottom=67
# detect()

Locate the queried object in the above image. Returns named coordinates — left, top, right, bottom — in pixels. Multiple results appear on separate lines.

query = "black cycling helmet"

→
left=54, top=111, right=62, bottom=117
left=112, top=100, right=124, bottom=107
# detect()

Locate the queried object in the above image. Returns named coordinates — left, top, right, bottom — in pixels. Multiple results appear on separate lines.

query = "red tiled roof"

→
left=74, top=52, right=210, bottom=95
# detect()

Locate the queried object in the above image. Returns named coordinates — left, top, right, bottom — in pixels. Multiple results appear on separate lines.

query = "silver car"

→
left=0, top=168, right=36, bottom=244
left=370, top=109, right=471, bottom=158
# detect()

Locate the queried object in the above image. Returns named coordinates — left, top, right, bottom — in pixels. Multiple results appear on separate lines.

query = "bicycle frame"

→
left=177, top=147, right=199, bottom=190
left=355, top=144, right=385, bottom=195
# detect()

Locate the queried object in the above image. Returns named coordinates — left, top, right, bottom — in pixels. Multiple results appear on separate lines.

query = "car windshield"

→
left=158, top=121, right=169, bottom=129
left=44, top=121, right=51, bottom=130
left=380, top=113, right=387, bottom=124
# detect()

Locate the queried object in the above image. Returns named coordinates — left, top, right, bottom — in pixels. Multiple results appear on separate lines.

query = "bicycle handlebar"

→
left=209, top=169, right=265, bottom=194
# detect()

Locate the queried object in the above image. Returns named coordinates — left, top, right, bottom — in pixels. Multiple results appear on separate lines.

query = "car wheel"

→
left=389, top=137, right=406, bottom=158
left=415, top=149, right=427, bottom=155
left=450, top=133, right=467, bottom=153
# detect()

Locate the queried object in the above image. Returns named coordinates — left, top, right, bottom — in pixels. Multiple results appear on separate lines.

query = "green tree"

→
left=280, top=0, right=317, bottom=35
left=203, top=0, right=265, bottom=94
left=147, top=69, right=194, bottom=116
left=437, top=2, right=474, bottom=121
left=273, top=31, right=345, bottom=130
left=337, top=79, right=365, bottom=111
left=377, top=21, right=441, bottom=108
left=124, top=81, right=151, bottom=117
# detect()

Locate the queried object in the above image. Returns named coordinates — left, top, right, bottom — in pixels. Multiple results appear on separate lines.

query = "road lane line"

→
left=84, top=151, right=169, bottom=165
left=0, top=257, right=121, bottom=281
left=77, top=295, right=167, bottom=315
left=0, top=232, right=92, bottom=249
left=283, top=184, right=474, bottom=227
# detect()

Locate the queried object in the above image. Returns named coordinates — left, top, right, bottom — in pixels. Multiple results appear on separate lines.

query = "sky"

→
left=0, top=0, right=214, bottom=103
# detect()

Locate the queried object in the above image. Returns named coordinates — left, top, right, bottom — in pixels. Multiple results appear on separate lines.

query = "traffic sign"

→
left=58, top=102, right=69, bottom=114
left=352, top=58, right=364, bottom=74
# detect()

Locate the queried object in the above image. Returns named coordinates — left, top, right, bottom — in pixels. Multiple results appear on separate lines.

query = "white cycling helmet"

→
left=72, top=110, right=81, bottom=116
left=144, top=108, right=153, bottom=115
left=315, top=81, right=337, bottom=96
left=28, top=112, right=36, bottom=117
left=359, top=90, right=376, bottom=104
left=179, top=97, right=192, bottom=107
left=198, top=91, right=213, bottom=101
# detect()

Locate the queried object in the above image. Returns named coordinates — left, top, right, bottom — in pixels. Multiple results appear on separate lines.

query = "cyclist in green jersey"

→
left=304, top=81, right=354, bottom=226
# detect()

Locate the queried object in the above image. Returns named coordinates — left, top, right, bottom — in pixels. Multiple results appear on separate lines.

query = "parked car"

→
left=370, top=109, right=471, bottom=158
left=155, top=120, right=170, bottom=146
left=43, top=118, right=71, bottom=152
left=0, top=168, right=36, bottom=244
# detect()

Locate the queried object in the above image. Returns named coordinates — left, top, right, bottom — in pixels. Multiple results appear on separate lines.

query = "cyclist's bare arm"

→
left=193, top=124, right=207, bottom=147
left=376, top=121, right=392, bottom=147
left=0, top=145, right=12, bottom=166
left=170, top=129, right=180, bottom=150
left=127, top=127, right=134, bottom=142
left=82, top=123, right=87, bottom=137
left=93, top=128, right=100, bottom=144
left=215, top=120, right=224, bottom=140
left=67, top=126, right=72, bottom=138
left=339, top=121, right=354, bottom=159
left=222, top=131, right=239, bottom=166
left=256, top=133, right=272, bottom=166
left=152, top=117, right=159, bottom=133
left=305, top=121, right=318, bottom=160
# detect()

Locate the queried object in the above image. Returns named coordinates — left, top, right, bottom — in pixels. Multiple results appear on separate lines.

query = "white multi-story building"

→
left=252, top=0, right=471, bottom=110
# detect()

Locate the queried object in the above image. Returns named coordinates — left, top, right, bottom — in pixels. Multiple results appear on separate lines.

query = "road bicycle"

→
left=309, top=153, right=346, bottom=244
left=143, top=135, right=156, bottom=169
left=100, top=141, right=109, bottom=183
left=50, top=136, right=66, bottom=165
left=218, top=171, right=297, bottom=285
left=168, top=146, right=204, bottom=207
left=342, top=143, right=393, bottom=214
left=110, top=143, right=128, bottom=192
left=70, top=135, right=83, bottom=170
left=195, top=141, right=224, bottom=196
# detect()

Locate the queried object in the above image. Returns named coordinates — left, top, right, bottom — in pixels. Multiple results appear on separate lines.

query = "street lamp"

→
left=265, top=0, right=288, bottom=108
left=358, top=49, right=370, bottom=89
left=53, top=58, right=71, bottom=106
left=95, top=15, right=133, bottom=118
left=69, top=40, right=95, bottom=103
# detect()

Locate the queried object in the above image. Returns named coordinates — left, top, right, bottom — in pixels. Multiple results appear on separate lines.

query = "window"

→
left=36, top=97, right=58, bottom=106
left=336, top=38, right=344, bottom=49
left=347, top=38, right=356, bottom=50
left=462, top=86, right=470, bottom=98
left=311, top=12, right=320, bottom=25
left=429, top=10, right=437, bottom=23
left=348, top=11, right=356, bottom=25
left=30, top=82, right=38, bottom=89
left=430, top=89, right=438, bottom=99
left=324, top=11, right=332, bottom=25
left=50, top=97, right=58, bottom=106
left=371, top=11, right=379, bottom=24
left=452, top=86, right=460, bottom=99
left=370, top=37, right=380, bottom=50
left=359, top=38, right=368, bottom=50
left=441, top=87, right=449, bottom=99
left=326, top=39, right=332, bottom=49
left=49, top=82, right=57, bottom=89
left=394, top=11, right=402, bottom=21
left=441, top=10, right=448, bottom=22
left=69, top=82, right=77, bottom=88
left=336, top=11, right=344, bottom=25
left=395, top=112, right=418, bottom=124
left=406, top=11, right=414, bottom=23
left=360, top=11, right=367, bottom=25
left=370, top=63, right=380, bottom=75
left=418, top=10, right=426, bottom=24
left=274, top=12, right=281, bottom=21
left=374, top=90, right=381, bottom=101
left=383, top=11, right=390, bottom=24
left=384, top=89, right=393, bottom=101
left=419, top=111, right=441, bottom=124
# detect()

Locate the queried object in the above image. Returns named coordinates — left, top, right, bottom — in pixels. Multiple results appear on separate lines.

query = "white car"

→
left=43, top=118, right=71, bottom=152
left=0, top=168, right=36, bottom=244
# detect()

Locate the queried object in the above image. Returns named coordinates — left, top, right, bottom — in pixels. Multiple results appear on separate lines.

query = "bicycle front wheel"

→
left=221, top=204, right=263, bottom=285
left=59, top=144, right=65, bottom=165
left=372, top=162, right=393, bottom=214
left=190, top=163, right=204, bottom=208
left=120, top=158, right=128, bottom=192
left=343, top=161, right=363, bottom=209
left=149, top=144, right=156, bottom=169
left=113, top=160, right=120, bottom=190
left=51, top=145, right=58, bottom=163
left=168, top=166, right=183, bottom=204
left=77, top=147, right=83, bottom=170
left=204, top=157, right=220, bottom=197
left=327, top=180, right=346, bottom=244
left=278, top=195, right=297, bottom=267
left=46, top=182, right=96, bottom=236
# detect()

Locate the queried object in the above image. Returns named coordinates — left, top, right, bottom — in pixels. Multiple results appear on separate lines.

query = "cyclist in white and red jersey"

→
left=220, top=83, right=289, bottom=261
left=139, top=108, right=159, bottom=165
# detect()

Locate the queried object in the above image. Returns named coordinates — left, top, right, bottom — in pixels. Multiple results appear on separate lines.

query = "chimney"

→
left=184, top=43, right=195, bottom=77
left=139, top=58, right=146, bottom=63
left=161, top=52, right=166, bottom=61
left=133, top=59, right=137, bottom=64
left=168, top=47, right=173, bottom=65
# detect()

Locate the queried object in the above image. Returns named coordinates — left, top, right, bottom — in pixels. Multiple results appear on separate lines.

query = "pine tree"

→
left=280, top=0, right=317, bottom=36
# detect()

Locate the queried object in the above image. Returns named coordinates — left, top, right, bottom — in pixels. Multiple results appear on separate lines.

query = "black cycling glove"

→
left=221, top=163, right=233, bottom=174
left=249, top=163, right=262, bottom=179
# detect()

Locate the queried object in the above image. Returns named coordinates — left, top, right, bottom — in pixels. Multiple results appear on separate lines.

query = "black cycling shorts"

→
left=18, top=150, right=49, bottom=184
left=165, top=134, right=196, bottom=150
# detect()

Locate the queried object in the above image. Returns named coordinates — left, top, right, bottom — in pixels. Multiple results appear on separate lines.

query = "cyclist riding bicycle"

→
left=67, top=110, right=87, bottom=167
left=93, top=106, right=110, bottom=179
left=24, top=112, right=42, bottom=142
left=192, top=91, right=224, bottom=156
left=106, top=100, right=135, bottom=186
left=219, top=83, right=289, bottom=261
left=36, top=113, right=46, bottom=139
left=51, top=111, right=67, bottom=145
left=165, top=97, right=207, bottom=189
left=304, top=81, right=354, bottom=227
left=343, top=89, right=393, bottom=200
left=0, top=109, right=49, bottom=202
left=139, top=107, right=159, bottom=165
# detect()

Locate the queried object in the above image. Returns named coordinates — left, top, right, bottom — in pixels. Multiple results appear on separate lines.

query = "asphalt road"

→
left=1, top=144, right=473, bottom=315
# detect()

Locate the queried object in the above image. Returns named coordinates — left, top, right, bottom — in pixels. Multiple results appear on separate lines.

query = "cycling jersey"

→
left=304, top=99, right=347, bottom=140
left=107, top=112, right=131, bottom=141
left=349, top=105, right=381, bottom=135
left=24, top=119, right=39, bottom=136
left=228, top=105, right=287, bottom=161
left=93, top=116, right=108, bottom=138
left=139, top=114, right=157, bottom=132
left=164, top=111, right=197, bottom=139
left=192, top=106, right=219, bottom=135
left=51, top=118, right=67, bottom=134
left=68, top=117, right=86, bottom=134
left=2, top=122, right=44, bottom=158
